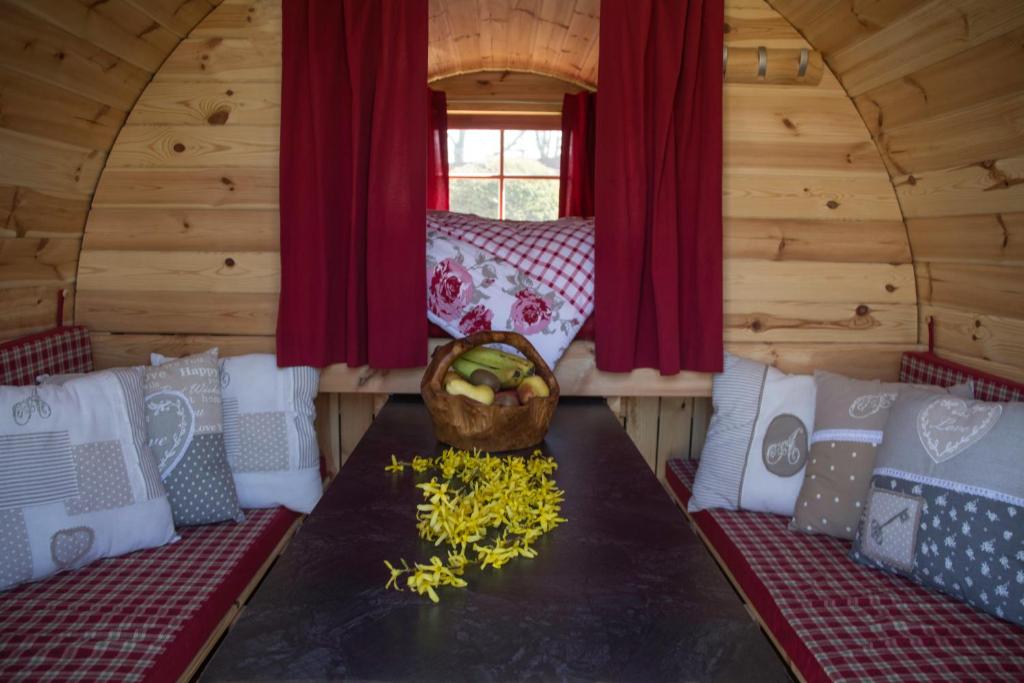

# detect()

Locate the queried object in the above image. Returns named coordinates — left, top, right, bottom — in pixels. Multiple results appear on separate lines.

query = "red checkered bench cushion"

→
left=0, top=507, right=298, bottom=682
left=665, top=459, right=1024, bottom=683
left=900, top=351, right=1023, bottom=403
left=0, top=326, right=93, bottom=386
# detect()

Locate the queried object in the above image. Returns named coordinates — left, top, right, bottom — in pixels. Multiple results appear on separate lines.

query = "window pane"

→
left=504, top=130, right=561, bottom=177
left=447, top=129, right=500, bottom=176
left=504, top=179, right=559, bottom=221
left=450, top=178, right=500, bottom=219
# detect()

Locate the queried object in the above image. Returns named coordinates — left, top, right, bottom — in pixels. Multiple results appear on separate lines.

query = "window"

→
left=447, top=129, right=562, bottom=221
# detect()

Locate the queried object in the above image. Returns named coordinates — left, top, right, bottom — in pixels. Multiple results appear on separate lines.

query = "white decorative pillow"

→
left=1, top=368, right=177, bottom=591
left=152, top=353, right=322, bottom=514
left=689, top=353, right=816, bottom=516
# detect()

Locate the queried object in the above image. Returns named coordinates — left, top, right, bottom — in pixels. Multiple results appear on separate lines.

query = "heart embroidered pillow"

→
left=143, top=349, right=243, bottom=526
left=850, top=386, right=1024, bottom=626
left=1, top=368, right=177, bottom=591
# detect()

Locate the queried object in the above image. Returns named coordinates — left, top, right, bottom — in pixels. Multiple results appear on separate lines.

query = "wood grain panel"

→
left=895, top=157, right=1024, bottom=218
left=0, top=2, right=151, bottom=110
left=92, top=168, right=278, bottom=208
left=906, top=213, right=1024, bottom=265
left=828, top=0, right=1024, bottom=96
left=76, top=289, right=276, bottom=335
left=854, top=26, right=1024, bottom=136
left=77, top=250, right=278, bottom=293
left=0, top=286, right=72, bottom=341
left=108, top=125, right=279, bottom=168
left=0, top=130, right=105, bottom=197
left=157, top=36, right=280, bottom=82
left=84, top=208, right=278, bottom=251
left=0, top=186, right=91, bottom=238
left=921, top=304, right=1024, bottom=372
left=725, top=170, right=902, bottom=220
left=127, top=81, right=280, bottom=125
left=917, top=262, right=1024, bottom=319
left=768, top=0, right=929, bottom=56
left=877, top=93, right=1024, bottom=175
left=724, top=218, right=911, bottom=263
left=925, top=347, right=1024, bottom=385
left=0, top=66, right=126, bottom=150
left=127, top=0, right=221, bottom=38
left=723, top=301, right=916, bottom=342
left=0, top=237, right=80, bottom=287
left=725, top=260, right=915, bottom=304
left=8, top=0, right=180, bottom=72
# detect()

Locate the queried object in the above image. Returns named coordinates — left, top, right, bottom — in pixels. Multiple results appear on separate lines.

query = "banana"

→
left=451, top=357, right=521, bottom=388
left=459, top=346, right=535, bottom=376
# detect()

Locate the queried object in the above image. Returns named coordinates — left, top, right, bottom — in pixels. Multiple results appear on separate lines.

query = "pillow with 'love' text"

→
left=850, top=387, right=1023, bottom=626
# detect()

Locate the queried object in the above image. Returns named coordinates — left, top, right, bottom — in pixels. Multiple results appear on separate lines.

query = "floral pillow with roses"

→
left=426, top=229, right=590, bottom=369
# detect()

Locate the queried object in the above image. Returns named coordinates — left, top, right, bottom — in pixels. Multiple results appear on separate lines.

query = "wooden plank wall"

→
left=0, top=0, right=222, bottom=340
left=771, top=0, right=1024, bottom=384
left=71, top=0, right=916, bottom=472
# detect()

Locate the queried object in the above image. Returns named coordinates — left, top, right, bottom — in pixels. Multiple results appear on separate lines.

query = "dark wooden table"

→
left=202, top=397, right=791, bottom=682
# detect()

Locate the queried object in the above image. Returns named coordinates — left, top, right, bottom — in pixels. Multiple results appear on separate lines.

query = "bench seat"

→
left=664, top=459, right=1024, bottom=682
left=0, top=506, right=299, bottom=682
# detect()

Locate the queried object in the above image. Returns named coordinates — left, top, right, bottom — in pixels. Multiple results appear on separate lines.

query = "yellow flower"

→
left=384, top=454, right=406, bottom=473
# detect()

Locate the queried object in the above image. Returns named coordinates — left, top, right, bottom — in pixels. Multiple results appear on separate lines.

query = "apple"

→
left=516, top=375, right=550, bottom=403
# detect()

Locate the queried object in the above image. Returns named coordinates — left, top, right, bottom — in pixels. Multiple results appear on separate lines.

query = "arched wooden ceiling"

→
left=0, top=0, right=223, bottom=338
left=2, top=0, right=1022, bottom=382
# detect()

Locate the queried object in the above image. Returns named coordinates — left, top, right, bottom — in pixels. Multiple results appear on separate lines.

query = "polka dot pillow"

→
left=152, top=353, right=322, bottom=514
left=850, top=387, right=1024, bottom=626
left=143, top=349, right=243, bottom=526
left=791, top=371, right=971, bottom=540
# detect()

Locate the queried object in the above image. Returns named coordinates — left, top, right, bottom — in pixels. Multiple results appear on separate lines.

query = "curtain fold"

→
left=277, top=0, right=427, bottom=369
left=559, top=91, right=597, bottom=218
left=427, top=89, right=449, bottom=211
left=594, top=0, right=724, bottom=374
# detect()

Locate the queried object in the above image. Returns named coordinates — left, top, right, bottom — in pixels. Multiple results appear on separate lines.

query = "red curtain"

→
left=277, top=0, right=427, bottom=369
left=559, top=91, right=597, bottom=217
left=427, top=89, right=449, bottom=211
left=594, top=0, right=724, bottom=374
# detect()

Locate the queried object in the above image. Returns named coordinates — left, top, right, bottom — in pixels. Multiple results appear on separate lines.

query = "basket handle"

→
left=422, top=331, right=559, bottom=397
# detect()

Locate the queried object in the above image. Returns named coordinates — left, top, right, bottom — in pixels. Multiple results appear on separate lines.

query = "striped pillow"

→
left=689, top=353, right=816, bottom=516
left=1, top=368, right=177, bottom=591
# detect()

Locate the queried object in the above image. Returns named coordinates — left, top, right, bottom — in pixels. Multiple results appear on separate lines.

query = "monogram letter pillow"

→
left=689, top=353, right=816, bottom=516
left=144, top=349, right=243, bottom=526
left=152, top=353, right=322, bottom=514
left=850, top=387, right=1024, bottom=626
left=791, top=372, right=973, bottom=540
left=1, top=368, right=177, bottom=591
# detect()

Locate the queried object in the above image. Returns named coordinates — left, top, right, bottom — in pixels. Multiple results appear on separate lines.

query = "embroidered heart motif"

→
left=916, top=397, right=1002, bottom=464
left=51, top=526, right=95, bottom=569
left=145, top=390, right=195, bottom=476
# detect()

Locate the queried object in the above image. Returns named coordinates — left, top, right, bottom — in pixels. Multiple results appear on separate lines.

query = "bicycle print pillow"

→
left=0, top=367, right=177, bottom=591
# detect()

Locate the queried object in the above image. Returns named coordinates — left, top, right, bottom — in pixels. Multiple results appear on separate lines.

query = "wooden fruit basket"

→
left=420, top=331, right=559, bottom=452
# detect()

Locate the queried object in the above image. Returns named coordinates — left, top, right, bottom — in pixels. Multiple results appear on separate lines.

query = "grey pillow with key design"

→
left=144, top=349, right=243, bottom=526
left=850, top=385, right=1023, bottom=626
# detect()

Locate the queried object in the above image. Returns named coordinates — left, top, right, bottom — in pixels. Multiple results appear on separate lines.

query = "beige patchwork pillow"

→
left=791, top=371, right=970, bottom=539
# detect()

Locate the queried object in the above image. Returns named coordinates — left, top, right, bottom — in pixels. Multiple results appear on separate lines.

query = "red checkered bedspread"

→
left=0, top=326, right=93, bottom=386
left=665, top=459, right=1024, bottom=683
left=427, top=210, right=594, bottom=317
left=0, top=507, right=298, bottom=682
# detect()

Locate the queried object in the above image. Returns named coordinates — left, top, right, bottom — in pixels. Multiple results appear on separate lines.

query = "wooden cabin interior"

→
left=1, top=1, right=1022, bottom=681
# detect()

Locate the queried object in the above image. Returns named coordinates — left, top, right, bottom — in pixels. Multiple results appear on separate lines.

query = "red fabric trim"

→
left=146, top=508, right=298, bottom=683
left=427, top=88, right=449, bottom=211
left=665, top=464, right=831, bottom=683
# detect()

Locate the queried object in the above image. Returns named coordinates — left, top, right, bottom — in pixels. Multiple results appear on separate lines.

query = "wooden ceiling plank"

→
left=0, top=64, right=127, bottom=150
left=907, top=212, right=1024, bottom=265
left=0, top=2, right=151, bottom=110
left=0, top=185, right=91, bottom=239
left=7, top=0, right=180, bottom=73
left=124, top=0, right=219, bottom=39
left=0, top=129, right=106, bottom=197
left=854, top=25, right=1024, bottom=137
left=769, top=0, right=930, bottom=56
left=829, top=0, right=1024, bottom=96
